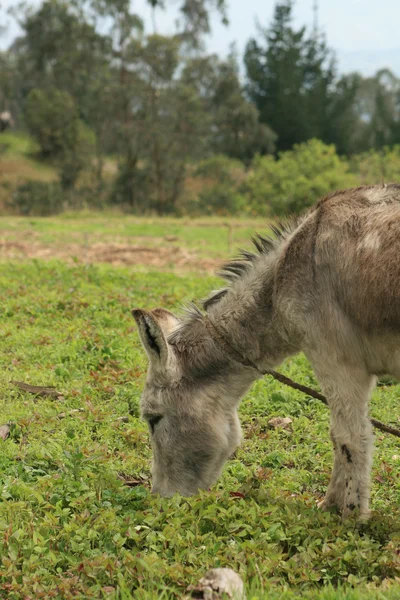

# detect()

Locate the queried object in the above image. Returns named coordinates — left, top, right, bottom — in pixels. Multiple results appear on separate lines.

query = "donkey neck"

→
left=206, top=252, right=299, bottom=372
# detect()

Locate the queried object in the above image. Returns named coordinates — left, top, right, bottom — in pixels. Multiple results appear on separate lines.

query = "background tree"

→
left=183, top=52, right=276, bottom=163
left=12, top=0, right=112, bottom=184
left=25, top=87, right=93, bottom=189
left=111, top=34, right=209, bottom=213
left=245, top=0, right=336, bottom=152
left=323, top=73, right=363, bottom=155
left=146, top=0, right=228, bottom=47
left=355, top=69, right=400, bottom=150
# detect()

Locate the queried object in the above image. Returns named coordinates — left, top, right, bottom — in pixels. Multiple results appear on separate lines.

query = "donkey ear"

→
left=132, top=309, right=170, bottom=368
left=149, top=308, right=180, bottom=335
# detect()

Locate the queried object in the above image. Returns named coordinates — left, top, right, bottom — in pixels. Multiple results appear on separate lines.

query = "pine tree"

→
left=244, top=0, right=336, bottom=152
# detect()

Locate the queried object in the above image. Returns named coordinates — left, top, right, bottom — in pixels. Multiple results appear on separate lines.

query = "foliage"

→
left=0, top=238, right=399, bottom=597
left=0, top=51, right=18, bottom=118
left=24, top=87, right=94, bottom=189
left=6, top=0, right=271, bottom=213
left=185, top=155, right=246, bottom=215
left=354, top=70, right=400, bottom=150
left=182, top=52, right=276, bottom=163
left=109, top=34, right=209, bottom=214
left=243, top=139, right=356, bottom=216
left=323, top=73, right=364, bottom=155
left=4, top=0, right=400, bottom=216
left=24, top=88, right=78, bottom=159
left=245, top=0, right=336, bottom=152
left=350, top=146, right=400, bottom=185
left=11, top=180, right=64, bottom=215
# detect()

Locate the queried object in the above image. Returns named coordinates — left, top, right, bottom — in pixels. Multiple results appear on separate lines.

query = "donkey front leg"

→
left=312, top=362, right=376, bottom=520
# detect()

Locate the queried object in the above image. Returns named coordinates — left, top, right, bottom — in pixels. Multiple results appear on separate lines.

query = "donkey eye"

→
left=148, top=415, right=163, bottom=434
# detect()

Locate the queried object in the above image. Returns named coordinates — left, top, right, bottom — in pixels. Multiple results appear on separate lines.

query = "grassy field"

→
left=0, top=216, right=399, bottom=599
left=0, top=212, right=267, bottom=256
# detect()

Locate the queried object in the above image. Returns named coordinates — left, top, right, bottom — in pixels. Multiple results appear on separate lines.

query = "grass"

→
left=0, top=131, right=39, bottom=156
left=0, top=213, right=268, bottom=259
left=0, top=217, right=399, bottom=598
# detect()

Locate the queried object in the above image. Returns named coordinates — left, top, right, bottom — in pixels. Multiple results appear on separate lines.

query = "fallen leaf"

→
left=229, top=491, right=245, bottom=499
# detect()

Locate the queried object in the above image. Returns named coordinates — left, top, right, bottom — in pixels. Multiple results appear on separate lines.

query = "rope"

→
left=203, top=316, right=400, bottom=440
left=265, top=369, right=400, bottom=439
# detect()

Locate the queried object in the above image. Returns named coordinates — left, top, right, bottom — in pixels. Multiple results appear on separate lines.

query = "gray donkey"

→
left=133, top=184, right=400, bottom=520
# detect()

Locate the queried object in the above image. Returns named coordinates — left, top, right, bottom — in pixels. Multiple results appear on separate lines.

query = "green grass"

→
left=0, top=258, right=399, bottom=599
left=0, top=131, right=39, bottom=156
left=0, top=213, right=268, bottom=259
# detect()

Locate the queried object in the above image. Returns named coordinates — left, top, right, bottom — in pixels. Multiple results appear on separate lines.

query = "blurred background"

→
left=1, top=0, right=400, bottom=219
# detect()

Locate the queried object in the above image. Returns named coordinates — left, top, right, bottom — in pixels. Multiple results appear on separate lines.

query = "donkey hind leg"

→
left=312, top=362, right=376, bottom=520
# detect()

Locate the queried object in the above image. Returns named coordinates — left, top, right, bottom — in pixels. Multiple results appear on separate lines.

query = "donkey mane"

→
left=168, top=217, right=302, bottom=346
left=217, top=220, right=295, bottom=284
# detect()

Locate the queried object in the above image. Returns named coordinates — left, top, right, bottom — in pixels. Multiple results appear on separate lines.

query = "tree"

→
left=146, top=0, right=228, bottom=47
left=25, top=87, right=93, bottom=189
left=182, top=52, right=276, bottom=163
left=244, top=0, right=336, bottom=152
left=323, top=73, right=363, bottom=155
left=0, top=52, right=14, bottom=111
left=14, top=0, right=111, bottom=100
left=110, top=34, right=209, bottom=213
left=355, top=69, right=400, bottom=150
left=13, top=0, right=112, bottom=183
left=0, top=49, right=23, bottom=125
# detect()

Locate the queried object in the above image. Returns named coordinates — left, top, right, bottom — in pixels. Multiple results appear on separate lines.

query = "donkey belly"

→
left=363, top=333, right=400, bottom=379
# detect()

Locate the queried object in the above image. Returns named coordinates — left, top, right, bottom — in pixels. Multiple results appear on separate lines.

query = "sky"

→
left=1, top=0, right=400, bottom=76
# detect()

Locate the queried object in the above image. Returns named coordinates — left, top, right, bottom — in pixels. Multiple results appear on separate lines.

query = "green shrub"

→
left=243, top=139, right=357, bottom=216
left=181, top=155, right=246, bottom=216
left=11, top=180, right=64, bottom=216
left=350, top=146, right=400, bottom=185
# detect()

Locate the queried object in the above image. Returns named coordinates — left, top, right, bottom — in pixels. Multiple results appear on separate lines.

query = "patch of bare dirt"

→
left=0, top=240, right=220, bottom=272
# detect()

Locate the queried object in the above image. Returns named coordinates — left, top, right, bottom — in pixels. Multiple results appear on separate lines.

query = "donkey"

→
left=133, top=184, right=400, bottom=520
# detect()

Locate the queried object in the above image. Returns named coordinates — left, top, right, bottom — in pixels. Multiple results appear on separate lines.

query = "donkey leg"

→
left=311, top=362, right=376, bottom=520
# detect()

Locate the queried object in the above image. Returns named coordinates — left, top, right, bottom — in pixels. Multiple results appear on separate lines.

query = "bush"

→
left=243, top=139, right=357, bottom=216
left=181, top=155, right=246, bottom=216
left=11, top=180, right=64, bottom=216
left=350, top=146, right=400, bottom=185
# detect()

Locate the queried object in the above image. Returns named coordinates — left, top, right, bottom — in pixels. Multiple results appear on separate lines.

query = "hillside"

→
left=0, top=132, right=57, bottom=210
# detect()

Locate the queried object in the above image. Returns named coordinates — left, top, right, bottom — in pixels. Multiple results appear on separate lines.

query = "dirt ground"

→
left=0, top=239, right=221, bottom=272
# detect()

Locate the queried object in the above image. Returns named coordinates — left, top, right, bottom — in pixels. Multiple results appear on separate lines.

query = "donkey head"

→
left=133, top=307, right=247, bottom=497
